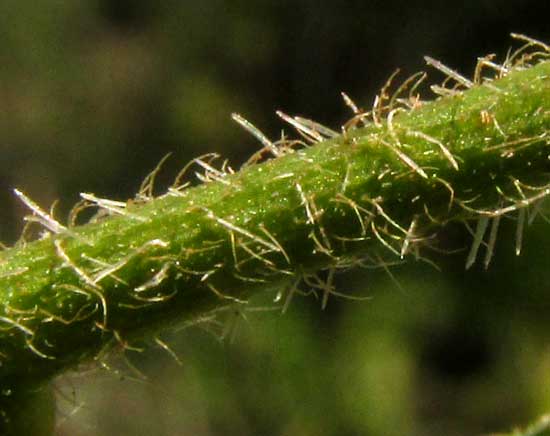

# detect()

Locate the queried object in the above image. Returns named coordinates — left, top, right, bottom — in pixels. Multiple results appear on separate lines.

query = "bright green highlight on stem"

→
left=508, top=414, right=550, bottom=436
left=0, top=54, right=548, bottom=424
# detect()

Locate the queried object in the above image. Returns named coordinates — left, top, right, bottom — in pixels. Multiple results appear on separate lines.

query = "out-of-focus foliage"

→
left=1, top=1, right=549, bottom=435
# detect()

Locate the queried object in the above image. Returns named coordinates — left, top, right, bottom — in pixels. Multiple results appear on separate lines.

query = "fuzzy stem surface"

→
left=0, top=60, right=548, bottom=414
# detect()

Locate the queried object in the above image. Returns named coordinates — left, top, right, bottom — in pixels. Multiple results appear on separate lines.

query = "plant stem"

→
left=0, top=56, right=548, bottom=411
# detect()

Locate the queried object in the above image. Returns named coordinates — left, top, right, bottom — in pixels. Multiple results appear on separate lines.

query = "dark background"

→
left=1, top=1, right=550, bottom=435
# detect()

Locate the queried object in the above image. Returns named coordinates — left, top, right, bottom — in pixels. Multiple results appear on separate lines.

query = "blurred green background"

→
left=1, top=1, right=550, bottom=435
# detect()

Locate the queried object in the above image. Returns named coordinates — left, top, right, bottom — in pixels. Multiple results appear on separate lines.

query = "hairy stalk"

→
left=0, top=42, right=549, bottom=429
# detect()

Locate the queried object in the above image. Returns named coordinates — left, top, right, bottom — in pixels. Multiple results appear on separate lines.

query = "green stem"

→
left=0, top=57, right=548, bottom=415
